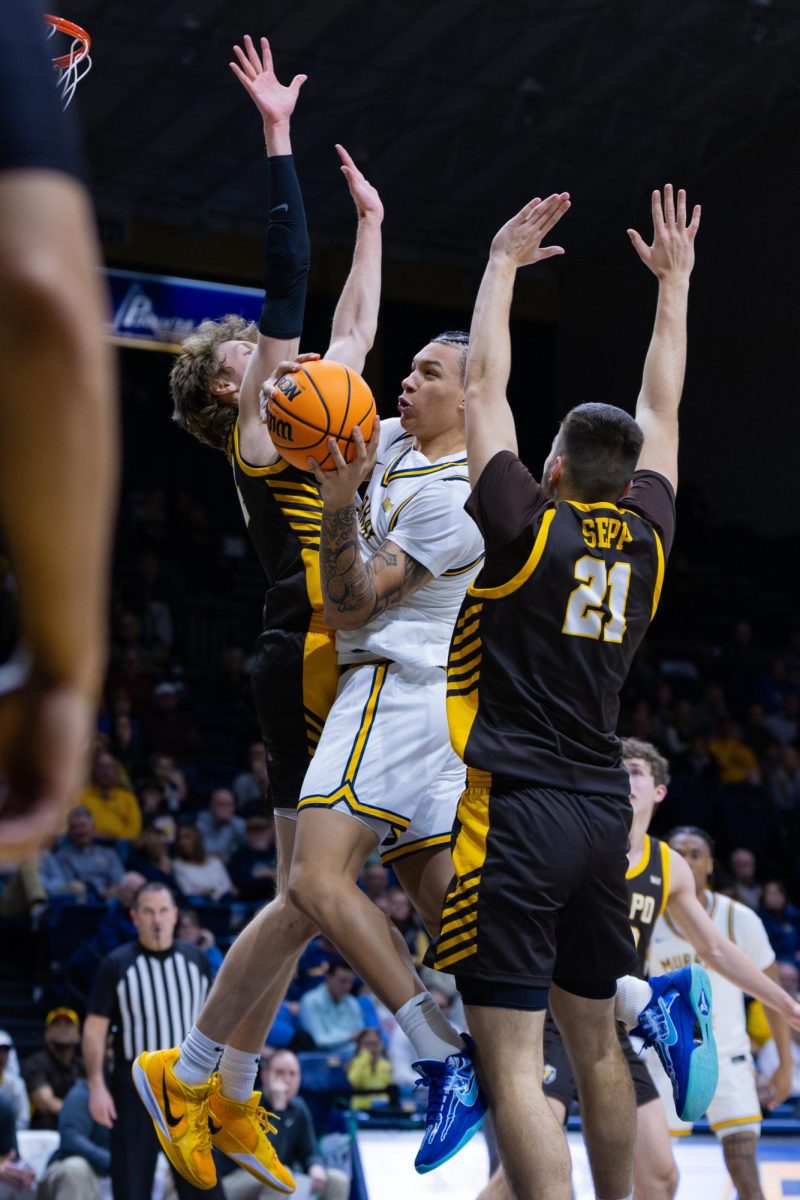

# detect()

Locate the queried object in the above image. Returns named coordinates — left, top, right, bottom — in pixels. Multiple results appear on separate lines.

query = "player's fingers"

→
left=335, top=143, right=359, bottom=174
left=537, top=198, right=571, bottom=234
left=243, top=34, right=263, bottom=75
left=233, top=43, right=257, bottom=80
left=327, top=437, right=348, bottom=472
left=291, top=74, right=308, bottom=93
left=259, top=36, right=274, bottom=74
left=651, top=188, right=665, bottom=232
left=676, top=187, right=687, bottom=228
left=520, top=197, right=543, bottom=221
left=306, top=457, right=325, bottom=483
left=627, top=228, right=649, bottom=259
left=531, top=194, right=569, bottom=231
left=229, top=62, right=254, bottom=91
left=664, top=183, right=676, bottom=227
left=688, top=203, right=702, bottom=237
left=259, top=386, right=276, bottom=423
left=537, top=245, right=565, bottom=259
left=295, top=352, right=320, bottom=364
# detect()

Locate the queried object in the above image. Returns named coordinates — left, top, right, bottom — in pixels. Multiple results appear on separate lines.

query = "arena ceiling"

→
left=63, top=0, right=800, bottom=273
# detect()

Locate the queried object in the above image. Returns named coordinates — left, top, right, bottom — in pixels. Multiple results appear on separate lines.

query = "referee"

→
left=83, top=882, right=224, bottom=1200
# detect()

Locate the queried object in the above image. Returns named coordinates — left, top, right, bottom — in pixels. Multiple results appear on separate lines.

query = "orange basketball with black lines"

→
left=266, top=359, right=376, bottom=471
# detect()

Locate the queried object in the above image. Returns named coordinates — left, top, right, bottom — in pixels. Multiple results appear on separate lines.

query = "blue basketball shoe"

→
left=632, top=963, right=718, bottom=1123
left=413, top=1034, right=486, bottom=1173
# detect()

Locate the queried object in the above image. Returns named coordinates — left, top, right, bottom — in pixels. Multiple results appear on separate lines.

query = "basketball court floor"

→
left=358, top=1129, right=800, bottom=1198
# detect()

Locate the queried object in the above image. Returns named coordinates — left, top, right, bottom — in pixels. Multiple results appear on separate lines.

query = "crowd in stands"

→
left=3, top=481, right=800, bottom=1191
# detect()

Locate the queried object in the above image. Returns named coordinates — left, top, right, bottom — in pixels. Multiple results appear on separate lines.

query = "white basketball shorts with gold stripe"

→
left=297, top=659, right=464, bottom=864
left=645, top=1042, right=762, bottom=1139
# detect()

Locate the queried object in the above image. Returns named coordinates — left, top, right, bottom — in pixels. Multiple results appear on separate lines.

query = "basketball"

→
left=266, top=359, right=376, bottom=471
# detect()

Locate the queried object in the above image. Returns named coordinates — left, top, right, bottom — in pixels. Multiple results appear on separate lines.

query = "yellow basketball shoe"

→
left=208, top=1089, right=296, bottom=1193
left=132, top=1048, right=217, bottom=1190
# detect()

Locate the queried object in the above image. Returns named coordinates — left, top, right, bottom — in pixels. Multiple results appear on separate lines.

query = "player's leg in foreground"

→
left=473, top=1092, right=569, bottom=1200
left=548, top=986, right=636, bottom=1200
left=466, top=1005, right=572, bottom=1200
left=288, top=809, right=485, bottom=1170
left=133, top=815, right=313, bottom=1192
left=389, top=841, right=490, bottom=1171
left=633, top=1099, right=679, bottom=1200
left=472, top=1024, right=677, bottom=1200
left=616, top=963, right=717, bottom=1121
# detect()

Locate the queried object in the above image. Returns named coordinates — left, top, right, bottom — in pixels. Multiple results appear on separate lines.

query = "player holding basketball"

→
left=478, top=737, right=800, bottom=1200
left=642, top=824, right=794, bottom=1200
left=0, top=0, right=118, bottom=860
left=132, top=36, right=383, bottom=1194
left=424, top=185, right=700, bottom=1200
left=143, top=327, right=488, bottom=1182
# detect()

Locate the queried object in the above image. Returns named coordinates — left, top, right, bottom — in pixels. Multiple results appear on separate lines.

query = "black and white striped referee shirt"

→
left=88, top=940, right=212, bottom=1065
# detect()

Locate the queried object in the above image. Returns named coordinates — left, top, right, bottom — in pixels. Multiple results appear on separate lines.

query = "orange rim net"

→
left=44, top=14, right=92, bottom=108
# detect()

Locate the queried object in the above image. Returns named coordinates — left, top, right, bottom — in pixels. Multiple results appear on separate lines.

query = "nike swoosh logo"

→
left=162, top=1069, right=182, bottom=1128
left=270, top=203, right=289, bottom=214
left=208, top=1116, right=222, bottom=1136
left=454, top=1076, right=479, bottom=1106
left=658, top=994, right=679, bottom=1045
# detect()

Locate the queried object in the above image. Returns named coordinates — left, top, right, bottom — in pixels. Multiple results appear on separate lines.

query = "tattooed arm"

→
left=319, top=501, right=431, bottom=629
left=308, top=421, right=432, bottom=630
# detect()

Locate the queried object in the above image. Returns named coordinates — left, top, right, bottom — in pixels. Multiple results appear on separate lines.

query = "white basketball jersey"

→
left=649, top=890, right=775, bottom=1058
left=336, top=418, right=485, bottom=669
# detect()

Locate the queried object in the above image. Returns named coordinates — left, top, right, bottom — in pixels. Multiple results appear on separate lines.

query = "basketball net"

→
left=44, top=14, right=92, bottom=109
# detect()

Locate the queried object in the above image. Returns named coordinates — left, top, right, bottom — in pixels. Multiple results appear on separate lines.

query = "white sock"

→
left=174, top=1025, right=225, bottom=1087
left=615, top=976, right=653, bottom=1029
left=395, top=992, right=465, bottom=1062
left=219, top=1045, right=261, bottom=1103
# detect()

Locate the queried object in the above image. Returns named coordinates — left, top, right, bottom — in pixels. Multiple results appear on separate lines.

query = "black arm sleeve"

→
left=0, top=0, right=84, bottom=176
left=258, top=154, right=310, bottom=340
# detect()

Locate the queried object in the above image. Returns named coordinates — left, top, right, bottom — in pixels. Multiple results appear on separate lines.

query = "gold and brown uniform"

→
left=229, top=424, right=338, bottom=809
left=428, top=451, right=675, bottom=997
left=627, top=834, right=671, bottom=977
left=542, top=835, right=671, bottom=1109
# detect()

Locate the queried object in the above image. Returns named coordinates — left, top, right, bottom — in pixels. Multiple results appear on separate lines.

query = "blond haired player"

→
left=132, top=35, right=383, bottom=1196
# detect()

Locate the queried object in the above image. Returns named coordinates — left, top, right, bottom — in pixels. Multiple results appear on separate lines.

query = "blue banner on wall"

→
left=107, top=268, right=263, bottom=351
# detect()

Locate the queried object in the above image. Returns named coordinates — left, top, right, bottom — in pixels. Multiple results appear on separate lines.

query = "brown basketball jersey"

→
left=448, top=452, right=675, bottom=796
left=627, top=835, right=671, bottom=976
left=228, top=423, right=323, bottom=631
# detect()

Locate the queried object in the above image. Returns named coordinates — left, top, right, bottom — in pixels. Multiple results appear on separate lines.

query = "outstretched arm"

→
left=325, top=145, right=383, bottom=373
left=666, top=851, right=800, bottom=1037
left=464, top=193, right=570, bottom=487
left=760, top=962, right=795, bottom=1109
left=629, top=185, right=701, bottom=493
left=231, top=35, right=309, bottom=463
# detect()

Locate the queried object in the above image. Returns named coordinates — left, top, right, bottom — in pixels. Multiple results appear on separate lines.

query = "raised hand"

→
left=336, top=144, right=383, bottom=223
left=307, top=418, right=382, bottom=507
left=229, top=35, right=307, bottom=127
left=628, top=185, right=701, bottom=280
left=490, top=193, right=571, bottom=267
left=259, top=353, right=320, bottom=425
